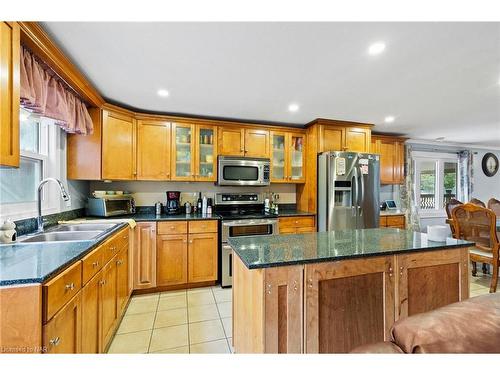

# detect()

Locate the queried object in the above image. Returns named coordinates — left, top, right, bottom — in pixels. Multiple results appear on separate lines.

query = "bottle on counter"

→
left=185, top=202, right=192, bottom=214
left=197, top=192, right=202, bottom=212
left=155, top=202, right=162, bottom=215
left=202, top=196, right=207, bottom=215
left=207, top=198, right=213, bottom=215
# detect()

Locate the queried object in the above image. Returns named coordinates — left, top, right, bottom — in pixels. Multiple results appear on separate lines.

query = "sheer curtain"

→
left=457, top=150, right=473, bottom=203
left=19, top=46, right=93, bottom=135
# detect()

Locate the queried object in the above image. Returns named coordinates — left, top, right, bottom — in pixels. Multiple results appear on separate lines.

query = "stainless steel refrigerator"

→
left=318, top=151, right=380, bottom=231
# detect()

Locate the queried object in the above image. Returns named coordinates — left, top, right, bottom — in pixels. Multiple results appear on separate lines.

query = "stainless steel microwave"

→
left=217, top=156, right=270, bottom=186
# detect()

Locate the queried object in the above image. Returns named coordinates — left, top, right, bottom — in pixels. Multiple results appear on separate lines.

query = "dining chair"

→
left=445, top=198, right=463, bottom=236
left=488, top=198, right=500, bottom=217
left=470, top=198, right=486, bottom=207
left=451, top=203, right=499, bottom=293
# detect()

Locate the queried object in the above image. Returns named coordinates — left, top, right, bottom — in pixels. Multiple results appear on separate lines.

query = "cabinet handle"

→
left=65, top=283, right=75, bottom=291
left=49, top=337, right=61, bottom=346
left=92, top=261, right=99, bottom=267
left=100, top=280, right=106, bottom=286
left=123, top=236, right=128, bottom=240
left=170, top=226, right=175, bottom=229
left=295, top=221, right=299, bottom=224
left=189, top=240, right=193, bottom=244
left=116, top=260, right=123, bottom=265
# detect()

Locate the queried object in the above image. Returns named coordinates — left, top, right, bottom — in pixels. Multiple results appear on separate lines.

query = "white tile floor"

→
left=108, top=272, right=493, bottom=354
left=107, top=285, right=233, bottom=354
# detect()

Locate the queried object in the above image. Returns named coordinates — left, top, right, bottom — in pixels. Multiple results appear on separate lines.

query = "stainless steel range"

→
left=215, top=193, right=279, bottom=287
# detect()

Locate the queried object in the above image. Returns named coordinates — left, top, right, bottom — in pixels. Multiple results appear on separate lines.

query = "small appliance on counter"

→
left=86, top=195, right=136, bottom=217
left=155, top=202, right=163, bottom=215
left=0, top=219, right=17, bottom=243
left=165, top=191, right=181, bottom=214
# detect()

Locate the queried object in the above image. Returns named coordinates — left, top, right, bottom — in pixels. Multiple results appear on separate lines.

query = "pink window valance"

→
left=20, top=46, right=93, bottom=135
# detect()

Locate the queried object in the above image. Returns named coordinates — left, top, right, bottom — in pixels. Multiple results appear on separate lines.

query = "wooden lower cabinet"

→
left=81, top=271, right=102, bottom=353
left=305, top=256, right=395, bottom=353
left=396, top=248, right=469, bottom=319
left=101, top=257, right=118, bottom=347
left=43, top=292, right=82, bottom=354
left=188, top=232, right=218, bottom=283
left=157, top=234, right=188, bottom=286
left=134, top=222, right=157, bottom=289
left=380, top=214, right=405, bottom=229
left=116, top=246, right=129, bottom=316
left=278, top=215, right=316, bottom=234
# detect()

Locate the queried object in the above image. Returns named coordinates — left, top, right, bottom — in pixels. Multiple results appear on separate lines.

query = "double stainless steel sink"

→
left=20, top=223, right=118, bottom=243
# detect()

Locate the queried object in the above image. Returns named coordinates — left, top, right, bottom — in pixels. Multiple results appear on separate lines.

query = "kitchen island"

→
left=228, top=228, right=473, bottom=353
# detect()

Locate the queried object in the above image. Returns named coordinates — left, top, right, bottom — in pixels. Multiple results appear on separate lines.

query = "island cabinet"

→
left=230, top=229, right=471, bottom=354
left=371, top=134, right=406, bottom=184
left=218, top=126, right=270, bottom=158
left=304, top=256, right=395, bottom=353
left=396, top=248, right=469, bottom=320
left=270, top=132, right=306, bottom=183
left=101, top=109, right=137, bottom=180
left=233, top=257, right=303, bottom=353
left=0, top=21, right=20, bottom=168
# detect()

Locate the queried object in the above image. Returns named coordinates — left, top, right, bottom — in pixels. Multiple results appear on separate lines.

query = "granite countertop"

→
left=228, top=228, right=473, bottom=269
left=380, top=210, right=406, bottom=216
left=86, top=212, right=221, bottom=222
left=0, top=223, right=128, bottom=286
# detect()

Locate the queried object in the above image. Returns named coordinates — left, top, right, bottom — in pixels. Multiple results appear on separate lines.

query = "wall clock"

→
left=482, top=152, right=499, bottom=177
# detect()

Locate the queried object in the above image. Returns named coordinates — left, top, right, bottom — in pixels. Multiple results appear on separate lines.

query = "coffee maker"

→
left=165, top=191, right=181, bottom=214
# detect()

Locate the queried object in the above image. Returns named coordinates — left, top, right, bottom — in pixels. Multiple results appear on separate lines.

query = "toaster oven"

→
left=86, top=196, right=136, bottom=217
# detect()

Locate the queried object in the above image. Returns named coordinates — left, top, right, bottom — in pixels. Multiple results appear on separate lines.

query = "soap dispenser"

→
left=0, top=219, right=17, bottom=243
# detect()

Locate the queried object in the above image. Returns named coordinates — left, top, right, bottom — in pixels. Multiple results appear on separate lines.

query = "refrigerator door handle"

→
left=358, top=165, right=365, bottom=217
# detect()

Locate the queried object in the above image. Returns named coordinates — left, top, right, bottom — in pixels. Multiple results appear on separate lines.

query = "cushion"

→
left=390, top=294, right=500, bottom=353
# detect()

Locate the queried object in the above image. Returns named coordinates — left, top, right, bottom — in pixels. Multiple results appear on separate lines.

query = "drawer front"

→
left=296, top=226, right=316, bottom=234
left=189, top=220, right=218, bottom=234
left=279, top=216, right=315, bottom=229
left=158, top=221, right=187, bottom=235
left=278, top=227, right=297, bottom=234
left=379, top=216, right=388, bottom=227
left=386, top=215, right=405, bottom=226
left=43, top=261, right=82, bottom=323
left=81, top=245, right=104, bottom=285
left=102, top=235, right=122, bottom=265
left=116, top=227, right=130, bottom=250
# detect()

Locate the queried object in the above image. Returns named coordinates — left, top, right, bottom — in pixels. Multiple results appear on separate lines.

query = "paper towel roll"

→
left=427, top=225, right=448, bottom=242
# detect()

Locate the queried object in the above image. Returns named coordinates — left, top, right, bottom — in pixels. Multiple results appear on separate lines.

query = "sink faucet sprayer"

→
left=37, top=178, right=70, bottom=233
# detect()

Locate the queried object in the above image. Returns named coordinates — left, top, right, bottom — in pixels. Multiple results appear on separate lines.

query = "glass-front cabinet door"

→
left=171, top=123, right=195, bottom=180
left=289, top=133, right=305, bottom=183
left=195, top=125, right=217, bottom=181
left=271, top=132, right=287, bottom=183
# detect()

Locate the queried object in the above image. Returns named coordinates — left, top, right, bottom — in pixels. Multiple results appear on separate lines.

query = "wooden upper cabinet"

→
left=271, top=131, right=305, bottom=183
left=156, top=234, right=188, bottom=287
left=133, top=222, right=157, bottom=290
left=195, top=124, right=217, bottom=181
left=218, top=126, right=244, bottom=156
left=171, top=123, right=195, bottom=181
left=371, top=135, right=406, bottom=184
left=136, top=120, right=171, bottom=180
left=102, top=109, right=136, bottom=180
left=345, top=127, right=370, bottom=152
left=0, top=22, right=20, bottom=167
left=319, top=126, right=344, bottom=153
left=244, top=128, right=270, bottom=158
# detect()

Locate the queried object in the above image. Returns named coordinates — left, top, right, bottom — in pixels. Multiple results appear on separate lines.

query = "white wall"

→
left=471, top=149, right=500, bottom=204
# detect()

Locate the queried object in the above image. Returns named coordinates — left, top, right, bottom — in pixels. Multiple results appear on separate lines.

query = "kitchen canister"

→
left=427, top=225, right=448, bottom=242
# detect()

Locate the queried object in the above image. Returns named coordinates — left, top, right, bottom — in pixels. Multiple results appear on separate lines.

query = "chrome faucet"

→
left=37, top=178, right=70, bottom=233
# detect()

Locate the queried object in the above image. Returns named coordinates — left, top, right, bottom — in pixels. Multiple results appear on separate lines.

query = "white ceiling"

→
left=42, top=22, right=500, bottom=147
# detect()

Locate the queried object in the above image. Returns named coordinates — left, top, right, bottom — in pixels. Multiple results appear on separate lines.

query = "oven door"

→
left=217, top=158, right=269, bottom=186
left=221, top=219, right=279, bottom=241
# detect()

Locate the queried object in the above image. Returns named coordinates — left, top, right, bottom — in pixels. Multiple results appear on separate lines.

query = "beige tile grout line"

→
left=211, top=286, right=232, bottom=353
left=146, top=295, right=161, bottom=353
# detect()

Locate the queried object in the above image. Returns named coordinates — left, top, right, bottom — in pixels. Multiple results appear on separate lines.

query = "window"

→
left=0, top=109, right=62, bottom=220
left=414, top=151, right=459, bottom=216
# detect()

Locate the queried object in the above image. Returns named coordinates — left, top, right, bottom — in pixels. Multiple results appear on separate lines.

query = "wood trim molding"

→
left=371, top=133, right=409, bottom=141
left=18, top=22, right=104, bottom=107
left=305, top=118, right=374, bottom=129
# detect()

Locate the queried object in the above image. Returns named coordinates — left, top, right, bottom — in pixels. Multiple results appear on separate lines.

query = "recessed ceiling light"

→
left=157, top=89, right=169, bottom=97
left=368, top=42, right=386, bottom=56
left=288, top=103, right=299, bottom=112
left=384, top=116, right=395, bottom=123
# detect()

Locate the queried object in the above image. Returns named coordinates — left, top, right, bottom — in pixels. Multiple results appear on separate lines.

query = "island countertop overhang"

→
left=228, top=228, right=474, bottom=270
